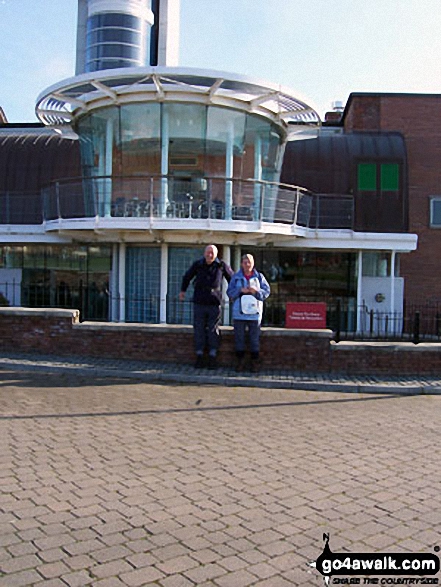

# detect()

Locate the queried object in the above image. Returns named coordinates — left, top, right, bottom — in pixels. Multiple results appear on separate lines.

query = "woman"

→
left=227, top=254, right=271, bottom=372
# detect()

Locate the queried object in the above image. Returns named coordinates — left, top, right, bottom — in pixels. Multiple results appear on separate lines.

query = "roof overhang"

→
left=35, top=66, right=321, bottom=135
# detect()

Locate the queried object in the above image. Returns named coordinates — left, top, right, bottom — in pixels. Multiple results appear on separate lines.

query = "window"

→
left=357, top=162, right=399, bottom=192
left=430, top=197, right=441, bottom=227
left=358, top=163, right=377, bottom=191
left=362, top=252, right=390, bottom=277
left=380, top=163, right=399, bottom=191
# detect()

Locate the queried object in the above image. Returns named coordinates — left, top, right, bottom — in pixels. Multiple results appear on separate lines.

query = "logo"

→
left=309, top=534, right=440, bottom=585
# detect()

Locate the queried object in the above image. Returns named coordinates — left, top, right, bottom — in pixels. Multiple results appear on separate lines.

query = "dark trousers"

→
left=193, top=304, right=221, bottom=356
left=233, top=319, right=261, bottom=355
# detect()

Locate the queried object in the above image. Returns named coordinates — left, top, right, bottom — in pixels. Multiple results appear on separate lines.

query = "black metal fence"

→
left=1, top=281, right=441, bottom=343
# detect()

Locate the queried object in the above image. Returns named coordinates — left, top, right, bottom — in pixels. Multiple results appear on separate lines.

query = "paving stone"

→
left=1, top=363, right=441, bottom=587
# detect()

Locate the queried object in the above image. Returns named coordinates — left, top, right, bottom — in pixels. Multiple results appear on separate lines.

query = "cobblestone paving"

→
left=1, top=351, right=441, bottom=394
left=1, top=369, right=441, bottom=586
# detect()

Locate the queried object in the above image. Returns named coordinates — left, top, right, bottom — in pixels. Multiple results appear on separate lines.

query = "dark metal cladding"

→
left=281, top=131, right=408, bottom=233
left=0, top=130, right=81, bottom=193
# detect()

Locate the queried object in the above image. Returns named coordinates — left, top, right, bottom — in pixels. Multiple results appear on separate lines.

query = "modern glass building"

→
left=0, top=0, right=418, bottom=332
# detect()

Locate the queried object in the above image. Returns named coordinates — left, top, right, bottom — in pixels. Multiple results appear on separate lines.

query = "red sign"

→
left=285, top=302, right=327, bottom=329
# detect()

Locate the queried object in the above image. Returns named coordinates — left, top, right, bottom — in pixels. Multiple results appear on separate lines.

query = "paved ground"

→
left=1, top=362, right=441, bottom=586
left=1, top=352, right=441, bottom=394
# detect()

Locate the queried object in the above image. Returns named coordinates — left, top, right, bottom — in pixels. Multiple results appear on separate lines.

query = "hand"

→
left=179, top=291, right=186, bottom=301
left=241, top=287, right=250, bottom=294
left=248, top=287, right=257, bottom=294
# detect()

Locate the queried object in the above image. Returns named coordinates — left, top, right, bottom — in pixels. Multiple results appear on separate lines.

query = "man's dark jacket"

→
left=181, top=257, right=233, bottom=305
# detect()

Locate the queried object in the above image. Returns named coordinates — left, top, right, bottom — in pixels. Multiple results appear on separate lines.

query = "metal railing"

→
left=0, top=176, right=355, bottom=229
left=2, top=280, right=441, bottom=342
left=0, top=192, right=43, bottom=224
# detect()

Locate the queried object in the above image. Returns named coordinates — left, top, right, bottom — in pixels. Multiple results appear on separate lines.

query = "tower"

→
left=75, top=0, right=180, bottom=74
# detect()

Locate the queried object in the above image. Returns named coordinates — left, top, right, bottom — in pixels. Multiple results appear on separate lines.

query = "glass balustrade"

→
left=1, top=180, right=355, bottom=229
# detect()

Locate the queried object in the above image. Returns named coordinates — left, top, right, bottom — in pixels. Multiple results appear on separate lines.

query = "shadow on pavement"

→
left=0, top=391, right=413, bottom=421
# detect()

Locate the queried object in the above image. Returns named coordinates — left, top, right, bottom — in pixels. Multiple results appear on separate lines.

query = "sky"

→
left=1, top=0, right=441, bottom=123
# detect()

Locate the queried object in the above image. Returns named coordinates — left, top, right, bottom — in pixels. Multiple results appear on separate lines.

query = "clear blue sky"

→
left=1, top=0, right=441, bottom=123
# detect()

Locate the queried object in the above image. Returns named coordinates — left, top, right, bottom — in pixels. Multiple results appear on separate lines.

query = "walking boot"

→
left=250, top=353, right=260, bottom=373
left=208, top=355, right=218, bottom=370
left=194, top=355, right=204, bottom=369
left=235, top=351, right=245, bottom=372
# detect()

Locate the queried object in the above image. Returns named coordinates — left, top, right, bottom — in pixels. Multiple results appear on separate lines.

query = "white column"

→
left=225, top=123, right=234, bottom=220
left=356, top=251, right=363, bottom=333
left=118, top=242, right=126, bottom=322
left=103, top=117, right=113, bottom=217
left=110, top=243, right=119, bottom=321
left=253, top=135, right=262, bottom=221
left=157, top=0, right=180, bottom=66
left=222, top=245, right=231, bottom=326
left=160, top=243, right=168, bottom=324
left=390, top=251, right=396, bottom=321
left=161, top=107, right=169, bottom=217
left=233, top=247, right=242, bottom=272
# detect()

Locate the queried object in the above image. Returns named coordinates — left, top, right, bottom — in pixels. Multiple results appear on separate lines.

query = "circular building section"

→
left=36, top=67, right=320, bottom=226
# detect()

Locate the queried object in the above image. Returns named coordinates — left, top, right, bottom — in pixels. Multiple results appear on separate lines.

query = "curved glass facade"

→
left=76, top=102, right=285, bottom=219
left=77, top=103, right=283, bottom=180
left=86, top=12, right=150, bottom=72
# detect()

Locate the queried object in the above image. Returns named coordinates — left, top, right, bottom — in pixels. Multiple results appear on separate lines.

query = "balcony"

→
left=0, top=177, right=354, bottom=230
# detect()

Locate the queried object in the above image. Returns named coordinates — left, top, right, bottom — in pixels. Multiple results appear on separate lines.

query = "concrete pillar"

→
left=253, top=135, right=262, bottom=221
left=118, top=242, right=126, bottom=322
left=222, top=245, right=231, bottom=325
left=233, top=246, right=242, bottom=273
left=110, top=243, right=119, bottom=321
left=161, top=106, right=169, bottom=217
left=103, top=116, right=113, bottom=217
left=356, top=251, right=363, bottom=333
left=160, top=243, right=168, bottom=323
left=225, top=123, right=234, bottom=220
left=390, top=250, right=396, bottom=318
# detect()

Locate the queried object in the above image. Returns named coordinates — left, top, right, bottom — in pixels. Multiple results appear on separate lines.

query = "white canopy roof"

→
left=36, top=66, right=321, bottom=132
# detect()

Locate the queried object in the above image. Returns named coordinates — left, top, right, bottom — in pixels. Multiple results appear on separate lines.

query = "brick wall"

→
left=0, top=308, right=332, bottom=372
left=344, top=94, right=441, bottom=305
left=331, top=341, right=441, bottom=376
left=2, top=308, right=441, bottom=376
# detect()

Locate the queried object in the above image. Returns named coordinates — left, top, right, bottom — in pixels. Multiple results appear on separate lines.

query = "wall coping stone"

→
left=332, top=341, right=441, bottom=351
left=0, top=308, right=333, bottom=339
left=0, top=307, right=80, bottom=320
left=76, top=321, right=333, bottom=338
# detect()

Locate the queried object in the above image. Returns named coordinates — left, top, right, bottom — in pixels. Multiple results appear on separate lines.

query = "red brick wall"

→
left=331, top=342, right=441, bottom=376
left=0, top=308, right=332, bottom=372
left=2, top=308, right=441, bottom=376
left=344, top=96, right=381, bottom=131
left=345, top=94, right=441, bottom=304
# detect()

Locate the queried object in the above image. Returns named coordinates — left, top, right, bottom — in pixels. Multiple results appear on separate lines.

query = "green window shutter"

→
left=380, top=163, right=399, bottom=191
left=358, top=163, right=377, bottom=191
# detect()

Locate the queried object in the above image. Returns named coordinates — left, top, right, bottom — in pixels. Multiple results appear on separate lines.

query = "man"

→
left=227, top=253, right=271, bottom=373
left=179, top=245, right=233, bottom=369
